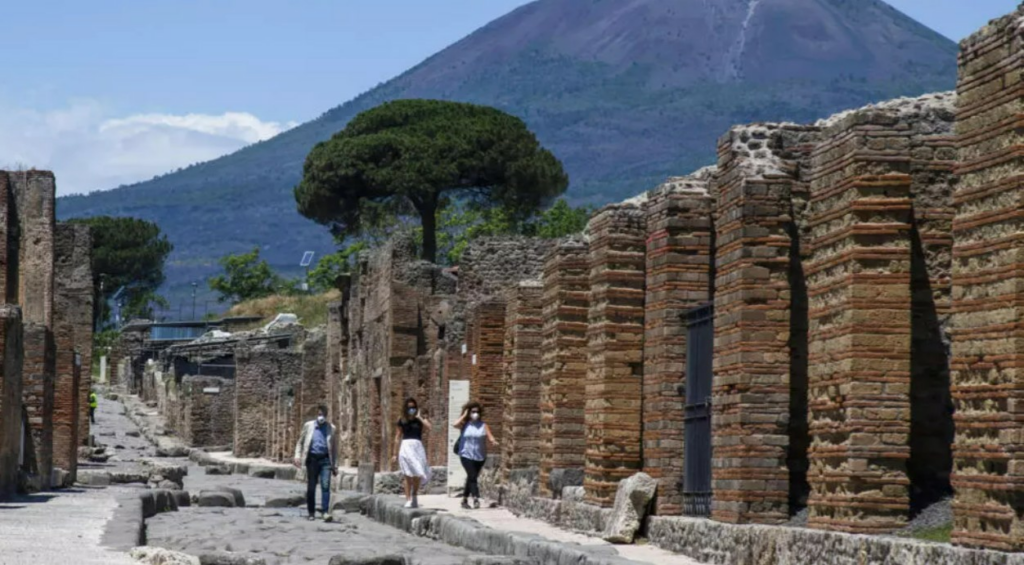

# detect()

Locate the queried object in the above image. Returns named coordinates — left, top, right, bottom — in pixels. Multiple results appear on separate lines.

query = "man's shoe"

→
left=461, top=499, right=471, bottom=509
left=473, top=498, right=480, bottom=509
left=307, top=515, right=315, bottom=521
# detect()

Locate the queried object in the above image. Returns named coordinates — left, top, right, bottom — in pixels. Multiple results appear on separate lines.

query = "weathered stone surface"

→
left=548, top=468, right=584, bottom=498
left=602, top=472, right=657, bottom=544
left=327, top=556, right=406, bottom=565
left=129, top=546, right=201, bottom=565
left=204, top=465, right=232, bottom=476
left=155, top=446, right=190, bottom=458
left=330, top=491, right=371, bottom=514
left=247, top=466, right=276, bottom=479
left=196, top=491, right=236, bottom=508
left=198, top=553, right=268, bottom=565
left=265, top=495, right=304, bottom=508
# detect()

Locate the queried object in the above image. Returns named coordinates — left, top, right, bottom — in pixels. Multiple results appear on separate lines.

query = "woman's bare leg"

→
left=404, top=475, right=413, bottom=501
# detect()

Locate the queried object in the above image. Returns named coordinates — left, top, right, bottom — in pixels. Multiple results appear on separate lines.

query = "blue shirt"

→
left=459, top=421, right=487, bottom=462
left=310, top=422, right=330, bottom=456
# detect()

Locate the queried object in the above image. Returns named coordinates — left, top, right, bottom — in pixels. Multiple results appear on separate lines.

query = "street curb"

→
left=362, top=495, right=646, bottom=565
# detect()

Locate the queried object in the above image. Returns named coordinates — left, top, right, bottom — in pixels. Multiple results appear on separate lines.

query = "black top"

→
left=398, top=418, right=423, bottom=441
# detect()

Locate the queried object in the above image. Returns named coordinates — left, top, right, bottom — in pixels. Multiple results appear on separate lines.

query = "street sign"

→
left=300, top=251, right=315, bottom=267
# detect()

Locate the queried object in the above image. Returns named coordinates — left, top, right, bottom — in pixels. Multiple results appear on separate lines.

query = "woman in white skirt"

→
left=391, top=397, right=432, bottom=508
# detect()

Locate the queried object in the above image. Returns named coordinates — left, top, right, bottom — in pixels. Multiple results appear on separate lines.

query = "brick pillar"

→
left=711, top=124, right=819, bottom=524
left=54, top=223, right=93, bottom=481
left=642, top=175, right=715, bottom=516
left=327, top=302, right=342, bottom=427
left=470, top=300, right=507, bottom=443
left=300, top=330, right=328, bottom=423
left=585, top=204, right=646, bottom=507
left=951, top=6, right=1024, bottom=550
left=806, top=111, right=915, bottom=533
left=501, top=281, right=543, bottom=479
left=539, top=238, right=589, bottom=498
left=10, top=171, right=56, bottom=487
left=0, top=306, right=23, bottom=500
left=234, top=348, right=301, bottom=458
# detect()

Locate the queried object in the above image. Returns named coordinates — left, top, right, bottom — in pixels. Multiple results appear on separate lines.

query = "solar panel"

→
left=300, top=251, right=315, bottom=267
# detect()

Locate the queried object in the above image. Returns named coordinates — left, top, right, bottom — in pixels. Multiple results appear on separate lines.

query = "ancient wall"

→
left=0, top=306, right=22, bottom=500
left=233, top=346, right=302, bottom=458
left=805, top=94, right=956, bottom=534
left=950, top=5, right=1024, bottom=550
left=584, top=204, right=647, bottom=507
left=9, top=172, right=56, bottom=487
left=53, top=223, right=93, bottom=478
left=642, top=173, right=716, bottom=516
left=539, top=238, right=589, bottom=497
left=299, top=329, right=328, bottom=423
left=711, top=123, right=819, bottom=524
left=181, top=376, right=235, bottom=448
left=500, top=281, right=543, bottom=478
left=469, top=299, right=507, bottom=444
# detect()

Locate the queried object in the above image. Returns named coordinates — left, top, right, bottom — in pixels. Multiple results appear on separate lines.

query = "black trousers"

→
left=306, top=454, right=331, bottom=517
left=89, top=407, right=96, bottom=423
left=460, top=456, right=485, bottom=499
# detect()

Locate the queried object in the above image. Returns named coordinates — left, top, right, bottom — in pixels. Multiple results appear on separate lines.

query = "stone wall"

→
left=469, top=299, right=507, bottom=443
left=950, top=5, right=1024, bottom=550
left=500, top=281, right=543, bottom=479
left=181, top=376, right=234, bottom=448
left=53, top=223, right=93, bottom=480
left=0, top=306, right=22, bottom=499
left=642, top=173, right=715, bottom=515
left=539, top=237, right=589, bottom=498
left=710, top=123, right=819, bottom=524
left=584, top=203, right=647, bottom=507
left=233, top=346, right=302, bottom=458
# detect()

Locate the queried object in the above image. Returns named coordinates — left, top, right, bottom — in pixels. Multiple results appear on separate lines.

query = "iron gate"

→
left=683, top=302, right=714, bottom=517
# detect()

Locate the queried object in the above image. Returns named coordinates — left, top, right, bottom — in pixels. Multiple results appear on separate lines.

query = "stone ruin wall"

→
left=0, top=169, right=93, bottom=498
left=500, top=280, right=543, bottom=480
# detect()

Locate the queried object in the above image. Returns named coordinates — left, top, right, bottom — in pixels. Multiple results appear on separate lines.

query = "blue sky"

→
left=0, top=0, right=1017, bottom=195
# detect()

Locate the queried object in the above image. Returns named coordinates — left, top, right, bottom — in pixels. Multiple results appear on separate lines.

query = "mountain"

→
left=56, top=0, right=958, bottom=311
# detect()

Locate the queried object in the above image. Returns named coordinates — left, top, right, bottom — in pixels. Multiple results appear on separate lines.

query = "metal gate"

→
left=683, top=302, right=714, bottom=517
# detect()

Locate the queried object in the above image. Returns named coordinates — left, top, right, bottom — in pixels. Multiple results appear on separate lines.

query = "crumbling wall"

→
left=233, top=346, right=301, bottom=458
left=501, top=281, right=543, bottom=480
left=181, top=376, right=235, bottom=448
left=539, top=238, right=589, bottom=498
left=0, top=306, right=22, bottom=499
left=584, top=203, right=647, bottom=507
left=950, top=5, right=1024, bottom=550
left=642, top=173, right=716, bottom=516
left=711, top=123, right=820, bottom=524
left=53, top=223, right=93, bottom=479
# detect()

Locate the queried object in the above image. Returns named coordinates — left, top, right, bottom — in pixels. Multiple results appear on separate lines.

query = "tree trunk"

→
left=419, top=201, right=438, bottom=264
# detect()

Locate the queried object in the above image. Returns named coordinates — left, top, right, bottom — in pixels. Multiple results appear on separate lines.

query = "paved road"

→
left=0, top=395, right=140, bottom=565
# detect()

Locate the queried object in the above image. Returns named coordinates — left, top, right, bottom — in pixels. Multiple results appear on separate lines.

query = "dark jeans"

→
left=460, top=456, right=485, bottom=500
left=306, top=454, right=331, bottom=517
left=89, top=407, right=96, bottom=424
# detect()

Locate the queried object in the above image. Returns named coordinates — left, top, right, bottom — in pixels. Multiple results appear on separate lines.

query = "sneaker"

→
left=461, top=499, right=471, bottom=509
left=411, top=499, right=419, bottom=509
left=307, top=515, right=316, bottom=521
left=403, top=500, right=414, bottom=508
left=323, top=514, right=333, bottom=523
left=473, top=498, right=480, bottom=509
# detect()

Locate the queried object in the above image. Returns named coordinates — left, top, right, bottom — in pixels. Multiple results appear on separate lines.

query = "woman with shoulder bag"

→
left=452, top=401, right=498, bottom=509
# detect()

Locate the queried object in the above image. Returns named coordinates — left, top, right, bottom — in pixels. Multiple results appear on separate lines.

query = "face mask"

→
left=470, top=412, right=480, bottom=421
left=408, top=407, right=417, bottom=416
left=317, top=415, right=325, bottom=424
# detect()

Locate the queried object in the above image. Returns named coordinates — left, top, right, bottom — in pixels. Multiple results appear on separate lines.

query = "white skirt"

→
left=398, top=439, right=431, bottom=484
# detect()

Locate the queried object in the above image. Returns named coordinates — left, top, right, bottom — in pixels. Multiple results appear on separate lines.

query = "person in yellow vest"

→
left=88, top=391, right=98, bottom=423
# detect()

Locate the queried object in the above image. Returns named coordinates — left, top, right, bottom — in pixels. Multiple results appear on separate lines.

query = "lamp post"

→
left=191, top=282, right=198, bottom=320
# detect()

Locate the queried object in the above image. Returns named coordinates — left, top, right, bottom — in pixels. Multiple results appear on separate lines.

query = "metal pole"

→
left=191, top=282, right=197, bottom=320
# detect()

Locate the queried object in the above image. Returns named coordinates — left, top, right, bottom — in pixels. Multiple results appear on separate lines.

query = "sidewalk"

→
left=0, top=395, right=139, bottom=565
left=417, top=494, right=702, bottom=565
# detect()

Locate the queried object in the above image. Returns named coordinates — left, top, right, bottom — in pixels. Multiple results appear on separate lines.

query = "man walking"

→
left=88, top=390, right=98, bottom=424
left=294, top=404, right=338, bottom=521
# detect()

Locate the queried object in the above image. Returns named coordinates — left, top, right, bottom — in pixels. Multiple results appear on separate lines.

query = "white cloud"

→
left=0, top=99, right=297, bottom=196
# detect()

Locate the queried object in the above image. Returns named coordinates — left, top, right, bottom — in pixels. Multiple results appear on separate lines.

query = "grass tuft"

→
left=225, top=289, right=341, bottom=329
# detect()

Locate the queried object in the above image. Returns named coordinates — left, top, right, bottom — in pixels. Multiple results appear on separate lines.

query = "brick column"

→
left=469, top=300, right=507, bottom=443
left=643, top=175, right=715, bottom=516
left=501, top=281, right=543, bottom=479
left=539, top=238, right=589, bottom=497
left=10, top=171, right=56, bottom=487
left=951, top=6, right=1024, bottom=550
left=300, top=330, right=328, bottom=423
left=585, top=204, right=646, bottom=507
left=806, top=111, right=915, bottom=533
left=234, top=347, right=301, bottom=458
left=53, top=223, right=93, bottom=481
left=711, top=124, right=818, bottom=524
left=0, top=306, right=22, bottom=500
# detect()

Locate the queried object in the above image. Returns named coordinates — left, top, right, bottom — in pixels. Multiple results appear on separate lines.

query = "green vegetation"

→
left=67, top=216, right=173, bottom=327
left=307, top=241, right=367, bottom=293
left=209, top=247, right=296, bottom=304
left=225, top=289, right=342, bottom=329
left=295, top=99, right=569, bottom=262
left=907, top=525, right=952, bottom=543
